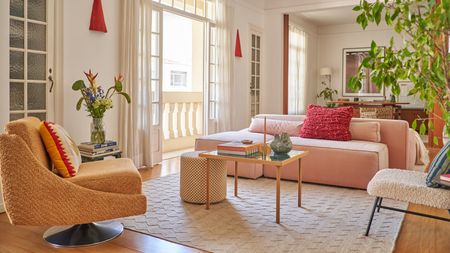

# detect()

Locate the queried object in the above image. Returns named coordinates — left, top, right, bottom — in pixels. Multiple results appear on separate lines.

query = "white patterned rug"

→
left=121, top=175, right=406, bottom=253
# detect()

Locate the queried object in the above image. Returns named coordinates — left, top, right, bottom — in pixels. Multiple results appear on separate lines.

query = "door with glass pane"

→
left=151, top=8, right=163, bottom=164
left=9, top=0, right=54, bottom=122
left=207, top=23, right=217, bottom=134
left=249, top=31, right=261, bottom=118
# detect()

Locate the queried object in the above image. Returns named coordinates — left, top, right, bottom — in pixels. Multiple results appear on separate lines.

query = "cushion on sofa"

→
left=426, top=141, right=450, bottom=188
left=248, top=118, right=303, bottom=137
left=300, top=105, right=353, bottom=141
left=39, top=121, right=82, bottom=178
left=350, top=122, right=381, bottom=142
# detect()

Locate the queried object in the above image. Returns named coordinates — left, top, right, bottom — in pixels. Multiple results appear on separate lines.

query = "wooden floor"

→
left=0, top=157, right=449, bottom=253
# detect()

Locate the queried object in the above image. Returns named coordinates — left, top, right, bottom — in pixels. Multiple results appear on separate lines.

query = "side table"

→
left=81, top=150, right=122, bottom=163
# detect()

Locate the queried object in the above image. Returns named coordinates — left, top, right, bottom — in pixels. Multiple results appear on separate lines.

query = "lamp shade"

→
left=320, top=67, right=332, bottom=76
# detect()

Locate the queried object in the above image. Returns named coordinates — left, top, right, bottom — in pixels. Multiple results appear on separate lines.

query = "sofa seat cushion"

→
left=368, top=169, right=450, bottom=210
left=66, top=158, right=142, bottom=194
left=290, top=137, right=388, bottom=154
left=291, top=137, right=389, bottom=175
left=263, top=137, right=390, bottom=189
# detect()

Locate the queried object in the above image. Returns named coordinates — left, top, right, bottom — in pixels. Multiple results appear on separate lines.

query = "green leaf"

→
left=72, top=80, right=85, bottom=91
left=428, top=120, right=434, bottom=131
left=352, top=5, right=362, bottom=11
left=433, top=136, right=439, bottom=146
left=118, top=92, right=131, bottom=103
left=419, top=121, right=427, bottom=135
left=412, top=119, right=417, bottom=130
left=115, top=80, right=123, bottom=92
left=76, top=97, right=84, bottom=111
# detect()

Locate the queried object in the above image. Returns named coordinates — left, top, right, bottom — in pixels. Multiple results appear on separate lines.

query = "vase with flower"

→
left=72, top=70, right=131, bottom=144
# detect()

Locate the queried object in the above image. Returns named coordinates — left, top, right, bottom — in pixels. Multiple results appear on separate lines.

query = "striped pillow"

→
left=426, top=142, right=450, bottom=188
left=39, top=121, right=81, bottom=178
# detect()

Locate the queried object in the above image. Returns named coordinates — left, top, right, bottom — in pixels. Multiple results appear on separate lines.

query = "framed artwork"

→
left=342, top=47, right=385, bottom=97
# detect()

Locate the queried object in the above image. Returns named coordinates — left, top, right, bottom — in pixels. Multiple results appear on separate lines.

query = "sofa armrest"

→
left=352, top=118, right=413, bottom=169
left=0, top=134, right=146, bottom=226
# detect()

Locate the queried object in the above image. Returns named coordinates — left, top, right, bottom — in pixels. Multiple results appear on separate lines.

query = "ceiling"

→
left=294, top=6, right=359, bottom=27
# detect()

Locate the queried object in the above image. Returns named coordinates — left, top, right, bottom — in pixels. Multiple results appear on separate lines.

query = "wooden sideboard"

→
left=328, top=101, right=409, bottom=119
left=328, top=101, right=427, bottom=133
left=401, top=108, right=428, bottom=132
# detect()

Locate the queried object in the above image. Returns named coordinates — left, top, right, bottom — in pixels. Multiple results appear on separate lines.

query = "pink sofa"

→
left=195, top=114, right=416, bottom=189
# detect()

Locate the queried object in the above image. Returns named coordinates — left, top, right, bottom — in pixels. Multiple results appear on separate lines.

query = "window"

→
left=9, top=0, right=52, bottom=121
left=288, top=25, right=307, bottom=115
left=250, top=32, right=261, bottom=117
left=170, top=71, right=187, bottom=87
left=152, top=0, right=216, bottom=20
left=151, top=10, right=162, bottom=126
left=208, top=25, right=217, bottom=119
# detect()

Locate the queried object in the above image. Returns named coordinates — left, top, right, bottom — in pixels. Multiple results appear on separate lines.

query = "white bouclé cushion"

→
left=368, top=169, right=450, bottom=210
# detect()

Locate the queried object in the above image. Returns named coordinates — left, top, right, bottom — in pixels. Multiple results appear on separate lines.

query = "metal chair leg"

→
left=365, top=197, right=380, bottom=236
left=377, top=198, right=383, bottom=213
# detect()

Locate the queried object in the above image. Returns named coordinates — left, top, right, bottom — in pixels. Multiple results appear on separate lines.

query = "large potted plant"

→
left=72, top=70, right=131, bottom=144
left=348, top=0, right=450, bottom=145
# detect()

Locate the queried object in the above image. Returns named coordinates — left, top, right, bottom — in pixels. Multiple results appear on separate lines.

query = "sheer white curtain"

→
left=216, top=0, right=233, bottom=132
left=288, top=24, right=307, bottom=115
left=118, top=0, right=153, bottom=168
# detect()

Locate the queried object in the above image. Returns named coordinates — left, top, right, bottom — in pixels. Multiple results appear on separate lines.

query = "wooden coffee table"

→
left=199, top=150, right=308, bottom=224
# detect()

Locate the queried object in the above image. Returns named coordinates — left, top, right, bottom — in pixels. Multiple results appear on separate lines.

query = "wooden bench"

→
left=365, top=169, right=450, bottom=236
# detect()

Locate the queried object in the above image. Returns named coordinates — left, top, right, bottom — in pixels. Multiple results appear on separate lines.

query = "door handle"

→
left=48, top=68, right=54, bottom=93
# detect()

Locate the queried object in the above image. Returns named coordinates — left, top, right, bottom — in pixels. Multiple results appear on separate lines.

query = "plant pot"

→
left=91, top=117, right=106, bottom=144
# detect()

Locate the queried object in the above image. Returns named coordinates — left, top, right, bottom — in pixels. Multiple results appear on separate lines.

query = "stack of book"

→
left=217, top=142, right=260, bottom=156
left=79, top=140, right=120, bottom=158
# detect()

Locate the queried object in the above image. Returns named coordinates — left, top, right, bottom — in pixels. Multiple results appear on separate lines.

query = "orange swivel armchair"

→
left=0, top=117, right=147, bottom=247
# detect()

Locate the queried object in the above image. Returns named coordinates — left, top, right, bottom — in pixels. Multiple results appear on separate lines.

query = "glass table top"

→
left=199, top=150, right=308, bottom=166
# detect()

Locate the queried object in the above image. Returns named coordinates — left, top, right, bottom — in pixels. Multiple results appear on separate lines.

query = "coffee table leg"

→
left=206, top=159, right=210, bottom=210
left=276, top=166, right=281, bottom=224
left=298, top=159, right=302, bottom=208
left=234, top=161, right=238, bottom=197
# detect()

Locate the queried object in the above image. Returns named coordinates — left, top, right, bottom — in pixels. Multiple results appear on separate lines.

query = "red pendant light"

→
left=89, top=0, right=107, bottom=33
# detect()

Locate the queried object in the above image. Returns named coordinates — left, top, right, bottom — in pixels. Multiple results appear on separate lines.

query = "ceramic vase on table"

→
left=91, top=117, right=106, bottom=144
left=270, top=132, right=292, bottom=155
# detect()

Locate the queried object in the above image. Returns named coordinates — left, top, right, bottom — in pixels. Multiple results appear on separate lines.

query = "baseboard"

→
left=0, top=202, right=5, bottom=213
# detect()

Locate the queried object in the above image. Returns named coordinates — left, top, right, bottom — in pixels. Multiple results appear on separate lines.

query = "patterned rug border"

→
left=123, top=173, right=406, bottom=253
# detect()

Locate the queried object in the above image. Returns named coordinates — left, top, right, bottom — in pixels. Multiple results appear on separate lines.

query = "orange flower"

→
left=114, top=74, right=123, bottom=82
left=84, top=69, right=98, bottom=86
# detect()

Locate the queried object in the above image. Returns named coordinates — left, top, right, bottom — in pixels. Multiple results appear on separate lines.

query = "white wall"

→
left=62, top=0, right=121, bottom=142
left=0, top=0, right=8, bottom=214
left=264, top=0, right=358, bottom=11
left=261, top=12, right=284, bottom=115
left=230, top=0, right=265, bottom=130
left=317, top=23, right=403, bottom=102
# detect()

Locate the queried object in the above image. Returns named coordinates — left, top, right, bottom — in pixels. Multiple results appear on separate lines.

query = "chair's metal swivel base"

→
left=43, top=221, right=124, bottom=247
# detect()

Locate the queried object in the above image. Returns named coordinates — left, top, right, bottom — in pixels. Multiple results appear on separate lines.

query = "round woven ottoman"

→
left=180, top=151, right=227, bottom=204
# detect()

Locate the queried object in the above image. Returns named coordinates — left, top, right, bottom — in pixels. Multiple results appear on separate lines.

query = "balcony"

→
left=162, top=92, right=203, bottom=153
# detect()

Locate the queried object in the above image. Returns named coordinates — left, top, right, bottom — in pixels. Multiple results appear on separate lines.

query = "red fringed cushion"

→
left=300, top=105, right=353, bottom=141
